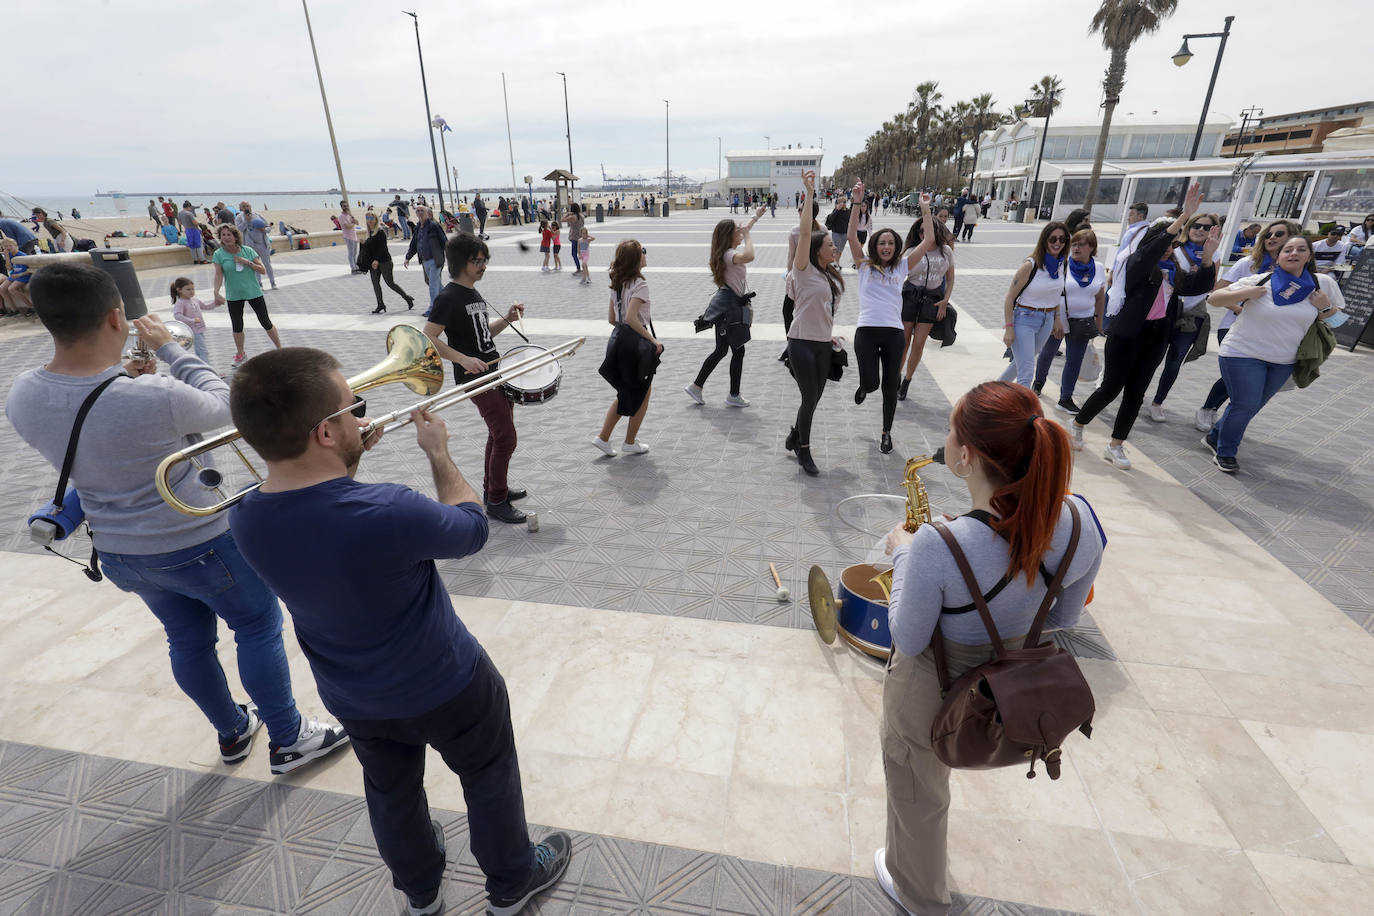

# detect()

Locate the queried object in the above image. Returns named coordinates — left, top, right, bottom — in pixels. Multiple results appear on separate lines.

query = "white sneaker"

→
left=592, top=437, right=618, bottom=457
left=873, top=848, right=917, bottom=915
left=621, top=441, right=650, bottom=456
left=683, top=383, right=705, bottom=405
left=1194, top=407, right=1216, bottom=432
left=1069, top=423, right=1084, bottom=451
left=541, top=266, right=550, bottom=272
left=1148, top=403, right=1166, bottom=423
left=1103, top=444, right=1132, bottom=470
left=724, top=394, right=750, bottom=408
left=268, top=715, right=350, bottom=775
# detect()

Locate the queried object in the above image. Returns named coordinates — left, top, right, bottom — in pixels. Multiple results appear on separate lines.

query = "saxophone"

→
left=871, top=454, right=936, bottom=599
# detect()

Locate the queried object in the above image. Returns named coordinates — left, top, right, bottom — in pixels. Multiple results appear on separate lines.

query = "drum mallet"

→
left=768, top=563, right=790, bottom=602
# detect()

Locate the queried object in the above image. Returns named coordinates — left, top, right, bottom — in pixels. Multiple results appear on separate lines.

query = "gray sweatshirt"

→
left=888, top=496, right=1103, bottom=654
left=6, top=344, right=231, bottom=555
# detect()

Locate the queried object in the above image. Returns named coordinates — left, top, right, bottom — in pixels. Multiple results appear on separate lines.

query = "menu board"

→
left=1336, top=248, right=1374, bottom=351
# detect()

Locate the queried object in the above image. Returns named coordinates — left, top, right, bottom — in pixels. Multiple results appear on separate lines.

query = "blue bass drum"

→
left=837, top=563, right=893, bottom=660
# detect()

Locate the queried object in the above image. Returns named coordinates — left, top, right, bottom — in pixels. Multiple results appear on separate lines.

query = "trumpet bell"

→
left=124, top=319, right=198, bottom=361
left=348, top=325, right=444, bottom=397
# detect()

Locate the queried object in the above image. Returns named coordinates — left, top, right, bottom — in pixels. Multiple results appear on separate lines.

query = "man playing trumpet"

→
left=227, top=348, right=570, bottom=916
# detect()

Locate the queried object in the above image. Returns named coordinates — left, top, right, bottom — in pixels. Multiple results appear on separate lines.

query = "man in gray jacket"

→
left=238, top=201, right=277, bottom=290
left=6, top=263, right=348, bottom=776
left=404, top=204, right=448, bottom=315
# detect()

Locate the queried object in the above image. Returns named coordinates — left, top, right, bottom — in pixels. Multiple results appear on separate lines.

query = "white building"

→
left=703, top=146, right=825, bottom=203
left=973, top=113, right=1233, bottom=221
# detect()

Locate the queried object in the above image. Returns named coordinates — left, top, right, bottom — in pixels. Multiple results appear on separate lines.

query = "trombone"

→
left=154, top=325, right=585, bottom=517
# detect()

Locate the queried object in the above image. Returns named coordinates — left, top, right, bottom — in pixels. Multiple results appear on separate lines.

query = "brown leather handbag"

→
left=928, top=500, right=1094, bottom=780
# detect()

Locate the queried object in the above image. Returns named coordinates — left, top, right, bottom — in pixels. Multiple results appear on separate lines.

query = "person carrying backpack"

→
left=876, top=380, right=1104, bottom=916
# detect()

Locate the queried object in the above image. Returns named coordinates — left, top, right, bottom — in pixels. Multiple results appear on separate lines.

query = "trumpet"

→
left=125, top=320, right=197, bottom=363
left=154, top=325, right=585, bottom=517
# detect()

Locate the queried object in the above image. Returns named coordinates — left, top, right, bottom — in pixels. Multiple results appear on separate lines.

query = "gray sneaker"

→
left=724, top=394, right=750, bottom=408
left=1069, top=423, right=1085, bottom=452
left=1103, top=444, right=1132, bottom=470
left=487, top=833, right=572, bottom=916
left=1194, top=407, right=1217, bottom=432
left=268, top=715, right=350, bottom=775
left=683, top=383, right=705, bottom=405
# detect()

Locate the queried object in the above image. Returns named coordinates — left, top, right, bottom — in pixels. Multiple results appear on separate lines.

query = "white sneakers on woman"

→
left=1103, top=444, right=1132, bottom=469
left=1148, top=403, right=1166, bottom=422
left=873, top=849, right=917, bottom=915
left=621, top=442, right=650, bottom=455
left=1069, top=423, right=1085, bottom=451
left=592, top=438, right=649, bottom=457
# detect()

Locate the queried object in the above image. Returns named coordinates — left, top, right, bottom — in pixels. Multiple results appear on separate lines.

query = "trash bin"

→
left=1014, top=201, right=1030, bottom=223
left=661, top=202, right=669, bottom=218
left=88, top=248, right=147, bottom=319
left=458, top=213, right=474, bottom=234
left=595, top=204, right=605, bottom=223
left=702, top=198, right=709, bottom=210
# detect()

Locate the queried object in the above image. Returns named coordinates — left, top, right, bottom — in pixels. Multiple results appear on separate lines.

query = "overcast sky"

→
left=10, top=0, right=1373, bottom=194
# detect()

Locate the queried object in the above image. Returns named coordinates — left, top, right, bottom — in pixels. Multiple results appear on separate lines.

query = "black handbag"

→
left=1067, top=317, right=1098, bottom=341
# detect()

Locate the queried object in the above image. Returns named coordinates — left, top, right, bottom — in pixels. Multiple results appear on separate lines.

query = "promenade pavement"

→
left=0, top=206, right=1371, bottom=915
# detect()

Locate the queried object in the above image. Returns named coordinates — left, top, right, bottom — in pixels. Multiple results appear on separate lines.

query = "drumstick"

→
left=768, top=563, right=790, bottom=602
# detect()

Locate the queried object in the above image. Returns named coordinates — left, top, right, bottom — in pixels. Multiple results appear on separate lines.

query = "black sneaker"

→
left=487, top=832, right=572, bottom=916
left=1200, top=433, right=1219, bottom=458
left=487, top=499, right=527, bottom=524
left=407, top=820, right=447, bottom=915
left=269, top=715, right=350, bottom=775
left=1031, top=381, right=1044, bottom=395
left=854, top=386, right=866, bottom=405
left=218, top=704, right=262, bottom=765
left=880, top=432, right=893, bottom=454
left=1214, top=454, right=1239, bottom=474
left=1055, top=398, right=1080, bottom=415
left=898, top=378, right=911, bottom=401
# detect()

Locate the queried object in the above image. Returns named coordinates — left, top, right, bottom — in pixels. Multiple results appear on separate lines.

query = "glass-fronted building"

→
left=702, top=147, right=825, bottom=203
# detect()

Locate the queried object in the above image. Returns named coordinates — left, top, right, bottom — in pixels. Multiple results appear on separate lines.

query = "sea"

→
left=0, top=190, right=454, bottom=220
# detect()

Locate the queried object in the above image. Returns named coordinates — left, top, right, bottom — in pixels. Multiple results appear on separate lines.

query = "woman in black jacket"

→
left=1070, top=183, right=1218, bottom=470
left=359, top=213, right=415, bottom=314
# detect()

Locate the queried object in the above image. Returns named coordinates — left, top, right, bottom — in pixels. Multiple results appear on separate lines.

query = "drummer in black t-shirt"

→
left=423, top=233, right=529, bottom=523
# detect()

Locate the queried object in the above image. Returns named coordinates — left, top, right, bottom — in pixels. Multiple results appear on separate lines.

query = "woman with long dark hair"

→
left=1031, top=228, right=1105, bottom=415
left=686, top=206, right=765, bottom=407
left=876, top=380, right=1103, bottom=916
left=358, top=213, right=415, bottom=314
left=1203, top=234, right=1344, bottom=472
left=1146, top=212, right=1222, bottom=423
left=897, top=208, right=956, bottom=401
left=785, top=170, right=844, bottom=475
left=594, top=240, right=661, bottom=457
left=1000, top=222, right=1069, bottom=389
left=1193, top=220, right=1299, bottom=431
left=1071, top=183, right=1219, bottom=470
left=847, top=181, right=935, bottom=453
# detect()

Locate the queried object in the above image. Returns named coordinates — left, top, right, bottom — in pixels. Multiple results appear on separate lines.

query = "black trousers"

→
left=369, top=261, right=412, bottom=308
left=1075, top=319, right=1169, bottom=441
left=854, top=326, right=904, bottom=432
left=788, top=338, right=831, bottom=445
left=337, top=650, right=534, bottom=902
left=779, top=295, right=796, bottom=360
left=227, top=296, right=272, bottom=333
left=694, top=325, right=745, bottom=395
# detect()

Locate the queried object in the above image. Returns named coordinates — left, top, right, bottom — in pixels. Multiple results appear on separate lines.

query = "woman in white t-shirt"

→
left=898, top=211, right=957, bottom=401
left=1203, top=235, right=1344, bottom=473
left=593, top=240, right=661, bottom=457
left=1349, top=214, right=1374, bottom=255
left=1031, top=228, right=1104, bottom=414
left=1193, top=220, right=1299, bottom=432
left=1146, top=212, right=1223, bottom=422
left=847, top=182, right=936, bottom=453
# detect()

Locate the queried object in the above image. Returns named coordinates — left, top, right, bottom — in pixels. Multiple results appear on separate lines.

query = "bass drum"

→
left=836, top=563, right=893, bottom=660
left=497, top=345, right=562, bottom=405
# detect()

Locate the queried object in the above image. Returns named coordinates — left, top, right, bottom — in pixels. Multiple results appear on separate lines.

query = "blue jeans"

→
left=1152, top=324, right=1200, bottom=406
left=191, top=332, right=210, bottom=363
left=1034, top=333, right=1091, bottom=401
left=423, top=259, right=445, bottom=312
left=1001, top=307, right=1056, bottom=388
left=1212, top=356, right=1292, bottom=458
left=99, top=529, right=301, bottom=745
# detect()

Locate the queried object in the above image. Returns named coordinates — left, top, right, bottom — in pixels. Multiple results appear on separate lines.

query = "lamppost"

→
left=432, top=116, right=455, bottom=205
left=403, top=11, right=445, bottom=214
left=664, top=100, right=670, bottom=201
left=764, top=135, right=770, bottom=150
left=556, top=72, right=574, bottom=199
left=1172, top=15, right=1235, bottom=209
left=1234, top=105, right=1263, bottom=158
left=717, top=136, right=722, bottom=181
left=301, top=1, right=348, bottom=206
left=1023, top=87, right=1059, bottom=219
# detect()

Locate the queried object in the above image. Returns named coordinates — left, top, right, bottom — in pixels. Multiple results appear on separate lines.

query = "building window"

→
left=1288, top=129, right=1313, bottom=140
left=1060, top=177, right=1123, bottom=205
left=728, top=160, right=769, bottom=178
left=1012, top=137, right=1036, bottom=167
left=976, top=147, right=994, bottom=170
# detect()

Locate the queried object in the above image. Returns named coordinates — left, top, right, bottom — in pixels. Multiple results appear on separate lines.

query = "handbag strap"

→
left=55, top=374, right=124, bottom=510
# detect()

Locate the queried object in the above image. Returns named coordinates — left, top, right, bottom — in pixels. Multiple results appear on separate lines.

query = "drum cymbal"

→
left=808, top=565, right=837, bottom=645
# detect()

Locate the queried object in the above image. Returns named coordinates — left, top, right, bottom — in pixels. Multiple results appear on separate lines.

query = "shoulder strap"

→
left=55, top=374, right=124, bottom=509
left=1023, top=500, right=1081, bottom=647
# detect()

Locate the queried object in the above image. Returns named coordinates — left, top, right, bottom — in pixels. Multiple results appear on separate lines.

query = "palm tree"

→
left=946, top=100, right=975, bottom=189
left=1082, top=0, right=1179, bottom=214
left=910, top=81, right=943, bottom=187
left=966, top=92, right=1004, bottom=192
left=1026, top=75, right=1064, bottom=118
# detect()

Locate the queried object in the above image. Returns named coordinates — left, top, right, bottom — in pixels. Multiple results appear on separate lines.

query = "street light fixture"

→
left=1173, top=15, right=1235, bottom=208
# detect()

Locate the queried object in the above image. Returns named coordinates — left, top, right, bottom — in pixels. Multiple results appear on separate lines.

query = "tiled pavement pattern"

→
left=0, top=740, right=1080, bottom=916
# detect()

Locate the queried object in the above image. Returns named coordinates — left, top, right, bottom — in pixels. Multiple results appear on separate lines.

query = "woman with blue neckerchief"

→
left=1070, top=183, right=1219, bottom=470
left=1146, top=211, right=1222, bottom=423
left=1000, top=222, right=1069, bottom=388
left=1203, top=234, right=1344, bottom=474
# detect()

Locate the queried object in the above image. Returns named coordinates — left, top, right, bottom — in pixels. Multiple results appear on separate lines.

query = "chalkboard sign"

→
left=1336, top=247, right=1374, bottom=351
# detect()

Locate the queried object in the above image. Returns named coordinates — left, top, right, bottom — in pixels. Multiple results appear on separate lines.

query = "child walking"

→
left=550, top=223, right=563, bottom=271
left=578, top=227, right=595, bottom=285
left=171, top=277, right=218, bottom=362
left=540, top=220, right=554, bottom=271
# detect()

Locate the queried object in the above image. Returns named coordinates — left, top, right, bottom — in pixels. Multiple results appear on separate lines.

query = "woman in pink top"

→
left=339, top=201, right=361, bottom=274
left=593, top=240, right=661, bottom=457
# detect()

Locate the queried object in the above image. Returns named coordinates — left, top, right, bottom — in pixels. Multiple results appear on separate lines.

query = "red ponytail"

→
left=951, top=381, right=1073, bottom=585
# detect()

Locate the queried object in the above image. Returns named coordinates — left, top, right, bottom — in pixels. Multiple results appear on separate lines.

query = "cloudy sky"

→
left=11, top=0, right=1373, bottom=194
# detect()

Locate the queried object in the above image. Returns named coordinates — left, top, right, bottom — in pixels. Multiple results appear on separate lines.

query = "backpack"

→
left=927, top=500, right=1094, bottom=779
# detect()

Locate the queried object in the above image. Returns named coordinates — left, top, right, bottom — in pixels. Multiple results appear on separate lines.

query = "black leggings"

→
left=854, top=326, right=904, bottom=432
left=694, top=327, right=745, bottom=395
left=369, top=261, right=412, bottom=307
left=227, top=296, right=272, bottom=333
left=1075, top=320, right=1169, bottom=441
left=787, top=338, right=830, bottom=446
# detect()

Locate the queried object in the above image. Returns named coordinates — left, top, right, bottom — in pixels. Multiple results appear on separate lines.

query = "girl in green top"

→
left=212, top=224, right=282, bottom=366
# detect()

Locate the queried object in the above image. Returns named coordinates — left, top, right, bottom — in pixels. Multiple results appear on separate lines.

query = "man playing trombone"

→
left=5, top=263, right=349, bottom=776
left=226, top=347, right=570, bottom=916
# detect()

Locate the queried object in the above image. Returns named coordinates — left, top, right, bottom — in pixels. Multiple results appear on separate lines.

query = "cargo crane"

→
left=599, top=164, right=652, bottom=190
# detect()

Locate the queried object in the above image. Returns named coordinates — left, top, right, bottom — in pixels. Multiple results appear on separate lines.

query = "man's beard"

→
left=342, top=438, right=365, bottom=474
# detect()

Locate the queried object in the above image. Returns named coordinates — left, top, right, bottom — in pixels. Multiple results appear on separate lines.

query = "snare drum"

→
left=836, top=563, right=893, bottom=660
left=497, top=345, right=562, bottom=405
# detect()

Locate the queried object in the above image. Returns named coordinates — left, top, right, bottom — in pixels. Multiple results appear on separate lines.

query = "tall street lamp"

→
left=403, top=11, right=446, bottom=214
left=1024, top=87, right=1059, bottom=219
left=717, top=136, right=722, bottom=181
left=432, top=117, right=455, bottom=205
left=1172, top=15, right=1235, bottom=208
left=664, top=100, right=670, bottom=201
left=300, top=0, right=348, bottom=205
left=556, top=72, right=574, bottom=199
